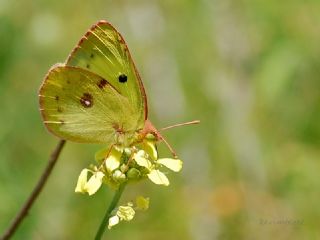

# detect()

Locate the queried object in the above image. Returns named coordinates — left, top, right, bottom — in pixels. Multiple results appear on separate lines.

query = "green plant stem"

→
left=94, top=183, right=126, bottom=240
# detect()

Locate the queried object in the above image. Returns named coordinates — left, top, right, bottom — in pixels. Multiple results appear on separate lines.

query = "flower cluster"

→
left=108, top=196, right=150, bottom=229
left=75, top=139, right=182, bottom=228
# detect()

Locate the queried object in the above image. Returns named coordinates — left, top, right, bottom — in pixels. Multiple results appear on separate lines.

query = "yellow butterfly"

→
left=39, top=20, right=198, bottom=156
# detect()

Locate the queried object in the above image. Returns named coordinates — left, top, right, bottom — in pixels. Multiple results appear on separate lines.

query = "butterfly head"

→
left=138, top=119, right=161, bottom=140
left=135, top=119, right=177, bottom=158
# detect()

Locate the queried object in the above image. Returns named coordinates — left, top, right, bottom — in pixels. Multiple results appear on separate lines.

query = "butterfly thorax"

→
left=111, top=119, right=157, bottom=147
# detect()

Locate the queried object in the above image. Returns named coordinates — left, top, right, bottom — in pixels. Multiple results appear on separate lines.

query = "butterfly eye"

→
left=118, top=74, right=127, bottom=83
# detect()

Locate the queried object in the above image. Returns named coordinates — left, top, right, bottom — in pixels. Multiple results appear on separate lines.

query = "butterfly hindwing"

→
left=39, top=65, right=140, bottom=144
left=66, top=21, right=147, bottom=125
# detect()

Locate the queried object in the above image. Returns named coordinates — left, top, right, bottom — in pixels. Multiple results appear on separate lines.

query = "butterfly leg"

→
left=121, top=151, right=135, bottom=173
left=98, top=143, right=116, bottom=171
left=157, top=134, right=177, bottom=159
left=141, top=119, right=178, bottom=158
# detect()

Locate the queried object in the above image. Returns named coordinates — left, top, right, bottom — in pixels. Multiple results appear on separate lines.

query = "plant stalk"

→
left=94, top=183, right=126, bottom=240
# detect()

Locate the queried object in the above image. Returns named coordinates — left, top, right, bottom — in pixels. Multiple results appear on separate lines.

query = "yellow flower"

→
left=108, top=215, right=119, bottom=229
left=133, top=150, right=152, bottom=169
left=136, top=196, right=149, bottom=211
left=157, top=158, right=183, bottom=172
left=147, top=169, right=170, bottom=186
left=75, top=169, right=104, bottom=195
left=107, top=203, right=135, bottom=229
left=142, top=140, right=157, bottom=160
left=105, top=147, right=122, bottom=173
left=117, top=205, right=135, bottom=221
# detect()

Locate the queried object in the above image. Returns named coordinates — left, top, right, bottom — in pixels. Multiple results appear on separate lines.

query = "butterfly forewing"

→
left=66, top=21, right=147, bottom=126
left=39, top=66, right=140, bottom=144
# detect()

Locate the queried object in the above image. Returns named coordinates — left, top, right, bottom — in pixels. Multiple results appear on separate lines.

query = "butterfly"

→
left=39, top=20, right=198, bottom=156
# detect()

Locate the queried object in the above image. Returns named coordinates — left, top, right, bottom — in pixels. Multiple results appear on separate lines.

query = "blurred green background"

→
left=1, top=0, right=320, bottom=239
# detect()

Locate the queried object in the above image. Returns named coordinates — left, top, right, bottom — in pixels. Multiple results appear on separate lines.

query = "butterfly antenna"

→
left=143, top=119, right=199, bottom=158
left=157, top=120, right=200, bottom=158
left=160, top=120, right=200, bottom=132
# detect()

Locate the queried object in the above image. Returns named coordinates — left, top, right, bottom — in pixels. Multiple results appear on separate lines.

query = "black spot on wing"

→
left=80, top=93, right=93, bottom=108
left=98, top=79, right=108, bottom=89
left=118, top=74, right=127, bottom=83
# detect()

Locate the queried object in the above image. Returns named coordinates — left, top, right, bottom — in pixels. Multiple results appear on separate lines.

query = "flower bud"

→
left=117, top=205, right=135, bottom=221
left=145, top=133, right=156, bottom=140
left=112, top=170, right=126, bottom=183
left=120, top=164, right=127, bottom=173
left=124, top=147, right=132, bottom=156
left=127, top=168, right=141, bottom=179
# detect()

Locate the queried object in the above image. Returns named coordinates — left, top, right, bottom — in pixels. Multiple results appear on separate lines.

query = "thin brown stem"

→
left=1, top=140, right=66, bottom=240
